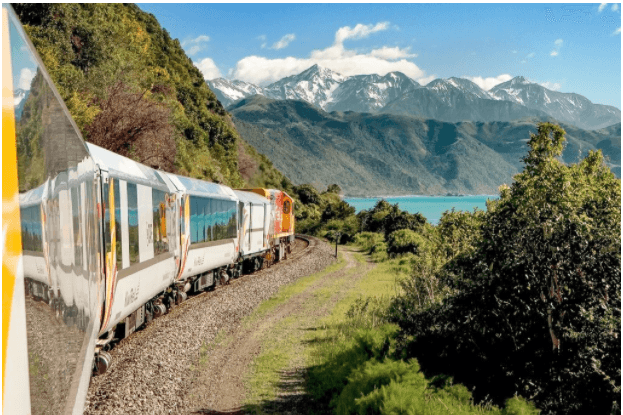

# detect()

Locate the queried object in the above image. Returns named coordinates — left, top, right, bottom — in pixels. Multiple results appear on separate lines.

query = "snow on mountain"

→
left=263, top=64, right=346, bottom=109
left=490, top=76, right=621, bottom=130
left=327, top=71, right=420, bottom=113
left=207, top=78, right=267, bottom=107
left=207, top=69, right=620, bottom=130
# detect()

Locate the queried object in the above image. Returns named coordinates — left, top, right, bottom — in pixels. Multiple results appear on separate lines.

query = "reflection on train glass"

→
left=8, top=6, right=102, bottom=414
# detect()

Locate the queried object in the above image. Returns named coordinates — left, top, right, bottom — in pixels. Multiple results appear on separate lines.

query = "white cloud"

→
left=335, top=22, right=389, bottom=44
left=369, top=46, right=417, bottom=60
left=511, top=50, right=518, bottom=54
left=539, top=81, right=561, bottom=91
left=182, top=34, right=211, bottom=56
left=550, top=38, right=563, bottom=57
left=188, top=46, right=201, bottom=55
left=526, top=52, right=535, bottom=58
left=464, top=74, right=513, bottom=91
left=18, top=67, right=36, bottom=90
left=271, top=33, right=296, bottom=50
left=416, top=75, right=437, bottom=86
left=599, top=3, right=607, bottom=12
left=231, top=22, right=427, bottom=85
left=613, top=27, right=622, bottom=35
left=257, top=35, right=266, bottom=41
left=194, top=58, right=222, bottom=80
left=612, top=3, right=619, bottom=11
left=521, top=60, right=527, bottom=64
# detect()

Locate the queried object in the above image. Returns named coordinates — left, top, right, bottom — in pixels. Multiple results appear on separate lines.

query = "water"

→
left=344, top=195, right=498, bottom=225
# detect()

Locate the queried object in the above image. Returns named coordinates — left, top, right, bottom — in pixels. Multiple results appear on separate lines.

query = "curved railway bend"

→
left=85, top=236, right=336, bottom=415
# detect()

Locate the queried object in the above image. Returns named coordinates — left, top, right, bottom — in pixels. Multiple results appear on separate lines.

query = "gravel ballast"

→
left=84, top=236, right=335, bottom=415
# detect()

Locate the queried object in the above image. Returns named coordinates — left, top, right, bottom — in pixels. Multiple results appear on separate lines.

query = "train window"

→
left=188, top=196, right=237, bottom=244
left=127, top=182, right=139, bottom=265
left=152, top=189, right=169, bottom=255
left=283, top=200, right=291, bottom=214
left=19, top=206, right=41, bottom=252
left=206, top=198, right=213, bottom=242
left=228, top=202, right=237, bottom=238
left=114, top=179, right=122, bottom=268
left=71, top=186, right=82, bottom=268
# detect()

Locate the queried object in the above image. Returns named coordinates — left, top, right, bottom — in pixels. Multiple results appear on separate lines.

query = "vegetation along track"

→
left=84, top=236, right=334, bottom=415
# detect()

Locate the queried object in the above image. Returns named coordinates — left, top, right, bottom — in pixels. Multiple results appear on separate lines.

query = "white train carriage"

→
left=165, top=172, right=240, bottom=291
left=232, top=189, right=271, bottom=272
left=87, top=143, right=179, bottom=338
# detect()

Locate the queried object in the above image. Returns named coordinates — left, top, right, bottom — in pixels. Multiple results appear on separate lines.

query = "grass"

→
left=244, top=252, right=347, bottom=328
left=235, top=244, right=540, bottom=414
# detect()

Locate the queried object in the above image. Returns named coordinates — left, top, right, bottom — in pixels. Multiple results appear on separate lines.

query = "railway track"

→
left=85, top=235, right=334, bottom=415
left=167, top=236, right=312, bottom=304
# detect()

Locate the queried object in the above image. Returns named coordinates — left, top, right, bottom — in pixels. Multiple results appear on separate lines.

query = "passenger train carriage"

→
left=165, top=172, right=241, bottom=291
left=2, top=5, right=295, bottom=415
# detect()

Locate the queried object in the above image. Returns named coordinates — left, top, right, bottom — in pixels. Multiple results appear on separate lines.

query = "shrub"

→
left=386, top=229, right=428, bottom=257
left=353, top=232, right=385, bottom=253
left=392, top=123, right=621, bottom=414
left=359, top=199, right=426, bottom=237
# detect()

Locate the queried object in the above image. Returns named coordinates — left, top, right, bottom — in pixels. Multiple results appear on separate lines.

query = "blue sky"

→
left=139, top=3, right=622, bottom=108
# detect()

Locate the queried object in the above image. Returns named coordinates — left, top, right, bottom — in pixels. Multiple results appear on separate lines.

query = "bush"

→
left=293, top=183, right=321, bottom=205
left=333, top=358, right=540, bottom=415
left=353, top=232, right=385, bottom=253
left=392, top=123, right=621, bottom=414
left=369, top=241, right=388, bottom=262
left=386, top=229, right=428, bottom=257
left=359, top=200, right=427, bottom=237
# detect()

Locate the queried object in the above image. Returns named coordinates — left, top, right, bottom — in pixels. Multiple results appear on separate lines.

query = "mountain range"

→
left=208, top=65, right=620, bottom=130
left=229, top=95, right=621, bottom=197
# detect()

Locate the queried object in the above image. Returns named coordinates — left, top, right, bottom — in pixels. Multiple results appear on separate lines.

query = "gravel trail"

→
left=84, top=236, right=335, bottom=415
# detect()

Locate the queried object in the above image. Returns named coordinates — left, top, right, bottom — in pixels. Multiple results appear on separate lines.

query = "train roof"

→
left=165, top=172, right=237, bottom=201
left=86, top=143, right=172, bottom=191
left=232, top=189, right=270, bottom=205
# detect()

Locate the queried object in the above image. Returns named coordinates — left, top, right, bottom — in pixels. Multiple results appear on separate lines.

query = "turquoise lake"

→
left=344, top=195, right=499, bottom=225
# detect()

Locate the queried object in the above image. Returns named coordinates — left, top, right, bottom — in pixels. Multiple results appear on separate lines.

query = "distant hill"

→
left=230, top=96, right=621, bottom=197
left=210, top=65, right=621, bottom=130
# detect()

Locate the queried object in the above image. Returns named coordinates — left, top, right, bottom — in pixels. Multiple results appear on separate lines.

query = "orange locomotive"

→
left=240, top=188, right=295, bottom=262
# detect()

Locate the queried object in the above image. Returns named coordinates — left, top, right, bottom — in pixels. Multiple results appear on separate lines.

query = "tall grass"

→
left=304, top=251, right=540, bottom=415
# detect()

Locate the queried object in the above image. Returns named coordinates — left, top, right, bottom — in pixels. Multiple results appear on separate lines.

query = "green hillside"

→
left=12, top=3, right=290, bottom=190
left=230, top=95, right=621, bottom=196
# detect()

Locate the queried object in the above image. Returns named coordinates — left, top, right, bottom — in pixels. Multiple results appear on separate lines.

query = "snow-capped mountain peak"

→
left=207, top=68, right=621, bottom=130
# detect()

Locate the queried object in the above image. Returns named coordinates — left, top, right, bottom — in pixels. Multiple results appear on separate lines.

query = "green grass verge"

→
left=304, top=251, right=540, bottom=415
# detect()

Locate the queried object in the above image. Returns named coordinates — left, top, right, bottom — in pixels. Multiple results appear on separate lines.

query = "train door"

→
left=282, top=198, right=292, bottom=234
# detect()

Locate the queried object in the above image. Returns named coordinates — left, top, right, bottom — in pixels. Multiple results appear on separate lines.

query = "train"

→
left=2, top=5, right=294, bottom=414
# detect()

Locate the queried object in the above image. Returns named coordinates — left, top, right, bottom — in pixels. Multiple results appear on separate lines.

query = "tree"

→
left=392, top=123, right=621, bottom=414
left=85, top=81, right=176, bottom=171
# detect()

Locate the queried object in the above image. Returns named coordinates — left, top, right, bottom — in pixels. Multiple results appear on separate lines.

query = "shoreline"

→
left=343, top=194, right=500, bottom=200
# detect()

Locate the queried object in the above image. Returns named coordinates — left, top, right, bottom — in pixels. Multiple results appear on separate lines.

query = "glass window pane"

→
left=127, top=182, right=139, bottom=265
left=113, top=179, right=122, bottom=268
left=152, top=189, right=168, bottom=255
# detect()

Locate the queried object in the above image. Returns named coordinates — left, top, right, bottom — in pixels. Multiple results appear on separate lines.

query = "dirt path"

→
left=189, top=247, right=375, bottom=414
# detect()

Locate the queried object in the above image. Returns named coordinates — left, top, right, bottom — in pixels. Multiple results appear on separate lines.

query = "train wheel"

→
left=94, top=351, right=112, bottom=376
left=153, top=303, right=166, bottom=318
left=175, top=291, right=187, bottom=305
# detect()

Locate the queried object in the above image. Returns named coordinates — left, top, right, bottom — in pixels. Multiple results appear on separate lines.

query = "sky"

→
left=139, top=3, right=622, bottom=109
